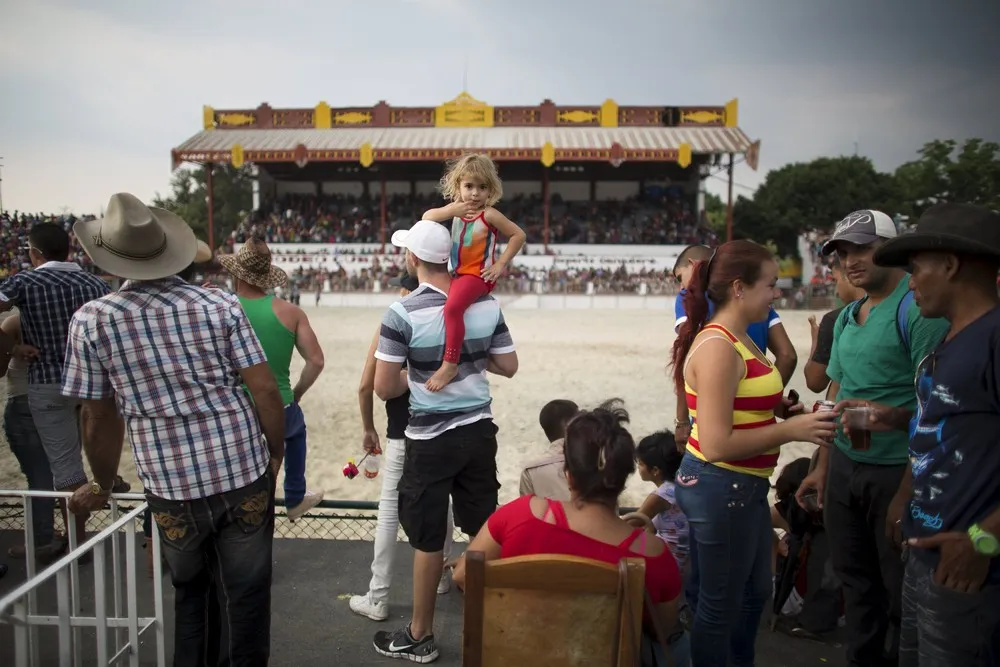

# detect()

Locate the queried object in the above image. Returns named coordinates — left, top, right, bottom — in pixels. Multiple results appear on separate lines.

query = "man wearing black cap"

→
left=796, top=209, right=949, bottom=667
left=838, top=203, right=1000, bottom=666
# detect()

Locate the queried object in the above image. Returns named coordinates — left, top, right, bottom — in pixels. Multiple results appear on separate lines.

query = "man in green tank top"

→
left=219, top=239, right=327, bottom=520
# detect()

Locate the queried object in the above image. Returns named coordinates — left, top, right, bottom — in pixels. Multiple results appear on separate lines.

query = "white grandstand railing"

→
left=0, top=491, right=165, bottom=667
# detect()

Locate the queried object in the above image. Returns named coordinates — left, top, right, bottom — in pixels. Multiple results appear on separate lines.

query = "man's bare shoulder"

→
left=271, top=296, right=304, bottom=330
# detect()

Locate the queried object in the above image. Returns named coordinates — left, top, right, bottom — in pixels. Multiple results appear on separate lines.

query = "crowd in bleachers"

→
left=282, top=262, right=683, bottom=296
left=234, top=190, right=716, bottom=247
left=3, top=191, right=716, bottom=279
left=0, top=212, right=99, bottom=278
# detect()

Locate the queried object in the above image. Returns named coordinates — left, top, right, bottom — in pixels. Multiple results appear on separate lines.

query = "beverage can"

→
left=813, top=400, right=836, bottom=413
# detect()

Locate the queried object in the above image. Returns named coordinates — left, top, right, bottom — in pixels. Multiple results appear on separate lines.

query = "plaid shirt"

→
left=61, top=277, right=270, bottom=501
left=0, top=262, right=110, bottom=385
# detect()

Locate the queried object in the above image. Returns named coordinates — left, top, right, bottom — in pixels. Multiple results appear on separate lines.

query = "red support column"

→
left=725, top=153, right=734, bottom=243
left=380, top=174, right=387, bottom=253
left=543, top=168, right=550, bottom=251
left=206, top=163, right=215, bottom=250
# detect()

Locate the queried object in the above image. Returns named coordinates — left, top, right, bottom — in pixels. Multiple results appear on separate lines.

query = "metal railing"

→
left=0, top=491, right=165, bottom=667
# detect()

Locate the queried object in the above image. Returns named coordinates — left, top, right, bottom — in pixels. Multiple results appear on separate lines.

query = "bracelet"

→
left=674, top=420, right=689, bottom=428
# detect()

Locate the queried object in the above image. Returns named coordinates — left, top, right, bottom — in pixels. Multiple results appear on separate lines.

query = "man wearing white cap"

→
left=62, top=193, right=286, bottom=666
left=371, top=220, right=518, bottom=663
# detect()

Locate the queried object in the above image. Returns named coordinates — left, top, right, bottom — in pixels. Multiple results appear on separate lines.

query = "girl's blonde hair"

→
left=439, top=153, right=503, bottom=206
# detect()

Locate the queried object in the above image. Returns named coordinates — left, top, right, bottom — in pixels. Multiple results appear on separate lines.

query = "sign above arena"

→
left=172, top=93, right=756, bottom=169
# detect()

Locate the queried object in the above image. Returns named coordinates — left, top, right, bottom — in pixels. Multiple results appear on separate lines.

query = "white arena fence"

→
left=247, top=243, right=691, bottom=276
left=313, top=291, right=682, bottom=310
left=0, top=491, right=166, bottom=667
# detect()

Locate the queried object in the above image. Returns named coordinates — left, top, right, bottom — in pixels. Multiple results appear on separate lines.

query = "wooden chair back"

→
left=462, top=552, right=646, bottom=667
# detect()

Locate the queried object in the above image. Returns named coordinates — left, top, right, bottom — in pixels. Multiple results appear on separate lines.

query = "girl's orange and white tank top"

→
left=685, top=323, right=784, bottom=478
left=450, top=212, right=499, bottom=277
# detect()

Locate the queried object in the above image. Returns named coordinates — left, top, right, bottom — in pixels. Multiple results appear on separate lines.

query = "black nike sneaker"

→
left=373, top=624, right=439, bottom=663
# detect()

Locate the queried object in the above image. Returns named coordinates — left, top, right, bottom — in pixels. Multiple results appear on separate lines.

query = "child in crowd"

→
left=772, top=455, right=842, bottom=637
left=635, top=431, right=689, bottom=571
left=519, top=399, right=579, bottom=501
left=421, top=154, right=527, bottom=391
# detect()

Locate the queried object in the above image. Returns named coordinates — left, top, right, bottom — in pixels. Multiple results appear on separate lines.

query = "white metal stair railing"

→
left=0, top=491, right=166, bottom=667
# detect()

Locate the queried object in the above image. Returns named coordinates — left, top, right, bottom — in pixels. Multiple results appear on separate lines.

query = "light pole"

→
left=0, top=157, right=4, bottom=216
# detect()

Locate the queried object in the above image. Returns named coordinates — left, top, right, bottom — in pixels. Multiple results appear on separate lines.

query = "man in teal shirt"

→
left=796, top=210, right=949, bottom=667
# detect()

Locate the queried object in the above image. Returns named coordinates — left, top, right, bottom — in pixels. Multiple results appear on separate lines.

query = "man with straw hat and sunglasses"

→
left=219, top=236, right=327, bottom=520
left=63, top=193, right=286, bottom=666
left=836, top=203, right=1000, bottom=666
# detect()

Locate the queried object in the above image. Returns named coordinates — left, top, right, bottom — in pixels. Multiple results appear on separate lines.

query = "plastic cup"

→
left=363, top=455, right=380, bottom=480
left=800, top=490, right=820, bottom=513
left=842, top=407, right=873, bottom=451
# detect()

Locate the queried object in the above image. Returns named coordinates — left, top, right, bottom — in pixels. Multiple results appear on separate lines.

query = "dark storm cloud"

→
left=1, top=0, right=997, bottom=210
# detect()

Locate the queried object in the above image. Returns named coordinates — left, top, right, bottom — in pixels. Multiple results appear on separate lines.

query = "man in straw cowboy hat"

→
left=63, top=193, right=286, bottom=666
left=835, top=203, right=1000, bottom=666
left=0, top=219, right=112, bottom=560
left=218, top=236, right=327, bottom=520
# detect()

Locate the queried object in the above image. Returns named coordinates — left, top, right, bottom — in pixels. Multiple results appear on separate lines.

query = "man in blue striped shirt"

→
left=372, top=220, right=518, bottom=663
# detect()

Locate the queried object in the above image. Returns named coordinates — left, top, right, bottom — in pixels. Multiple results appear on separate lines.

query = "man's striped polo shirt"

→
left=375, top=283, right=515, bottom=440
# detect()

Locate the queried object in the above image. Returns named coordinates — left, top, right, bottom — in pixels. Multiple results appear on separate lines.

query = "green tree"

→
left=731, top=155, right=901, bottom=256
left=894, top=138, right=1000, bottom=216
left=153, top=165, right=254, bottom=248
left=703, top=192, right=726, bottom=235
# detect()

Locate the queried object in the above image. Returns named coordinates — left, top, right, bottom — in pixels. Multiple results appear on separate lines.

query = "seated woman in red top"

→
left=453, top=400, right=687, bottom=665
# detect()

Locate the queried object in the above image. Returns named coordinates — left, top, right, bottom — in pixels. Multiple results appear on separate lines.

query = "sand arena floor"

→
left=0, top=305, right=825, bottom=508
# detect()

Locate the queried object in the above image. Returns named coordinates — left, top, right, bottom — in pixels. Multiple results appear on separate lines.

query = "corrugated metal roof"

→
left=174, top=126, right=751, bottom=155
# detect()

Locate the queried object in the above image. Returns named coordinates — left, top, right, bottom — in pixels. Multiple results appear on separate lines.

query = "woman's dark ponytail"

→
left=669, top=241, right=774, bottom=398
left=670, top=258, right=712, bottom=396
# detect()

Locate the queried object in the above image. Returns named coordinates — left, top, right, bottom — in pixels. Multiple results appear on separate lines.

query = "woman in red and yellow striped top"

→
left=669, top=240, right=837, bottom=667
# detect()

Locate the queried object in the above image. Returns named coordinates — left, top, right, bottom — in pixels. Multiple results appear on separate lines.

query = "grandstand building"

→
left=170, top=93, right=765, bottom=290
left=174, top=95, right=756, bottom=231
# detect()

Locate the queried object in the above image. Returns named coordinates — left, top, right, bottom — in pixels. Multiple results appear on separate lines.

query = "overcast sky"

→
left=1, top=0, right=997, bottom=215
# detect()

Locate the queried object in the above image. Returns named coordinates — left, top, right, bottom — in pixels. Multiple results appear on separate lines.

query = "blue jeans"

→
left=674, top=454, right=772, bottom=667
left=685, top=524, right=700, bottom=616
left=283, top=402, right=307, bottom=508
left=899, top=553, right=1000, bottom=667
left=4, top=396, right=55, bottom=546
left=146, top=471, right=274, bottom=667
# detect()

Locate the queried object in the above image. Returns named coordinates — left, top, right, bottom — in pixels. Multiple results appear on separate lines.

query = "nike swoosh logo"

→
left=388, top=640, right=415, bottom=652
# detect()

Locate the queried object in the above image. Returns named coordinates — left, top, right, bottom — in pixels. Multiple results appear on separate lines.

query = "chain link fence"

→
left=0, top=499, right=470, bottom=543
left=1, top=498, right=642, bottom=542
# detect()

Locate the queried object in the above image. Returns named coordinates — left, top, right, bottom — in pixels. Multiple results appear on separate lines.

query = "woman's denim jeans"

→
left=674, top=453, right=772, bottom=667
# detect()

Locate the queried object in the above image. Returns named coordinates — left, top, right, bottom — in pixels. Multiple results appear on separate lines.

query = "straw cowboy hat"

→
left=217, top=238, right=288, bottom=289
left=194, top=240, right=213, bottom=264
left=75, top=193, right=198, bottom=281
left=874, top=203, right=1000, bottom=268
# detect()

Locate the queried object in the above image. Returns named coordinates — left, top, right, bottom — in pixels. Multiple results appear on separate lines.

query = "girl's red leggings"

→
left=443, top=274, right=492, bottom=363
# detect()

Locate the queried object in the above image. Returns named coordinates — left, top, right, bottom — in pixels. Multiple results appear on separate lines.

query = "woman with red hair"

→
left=670, top=240, right=837, bottom=666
